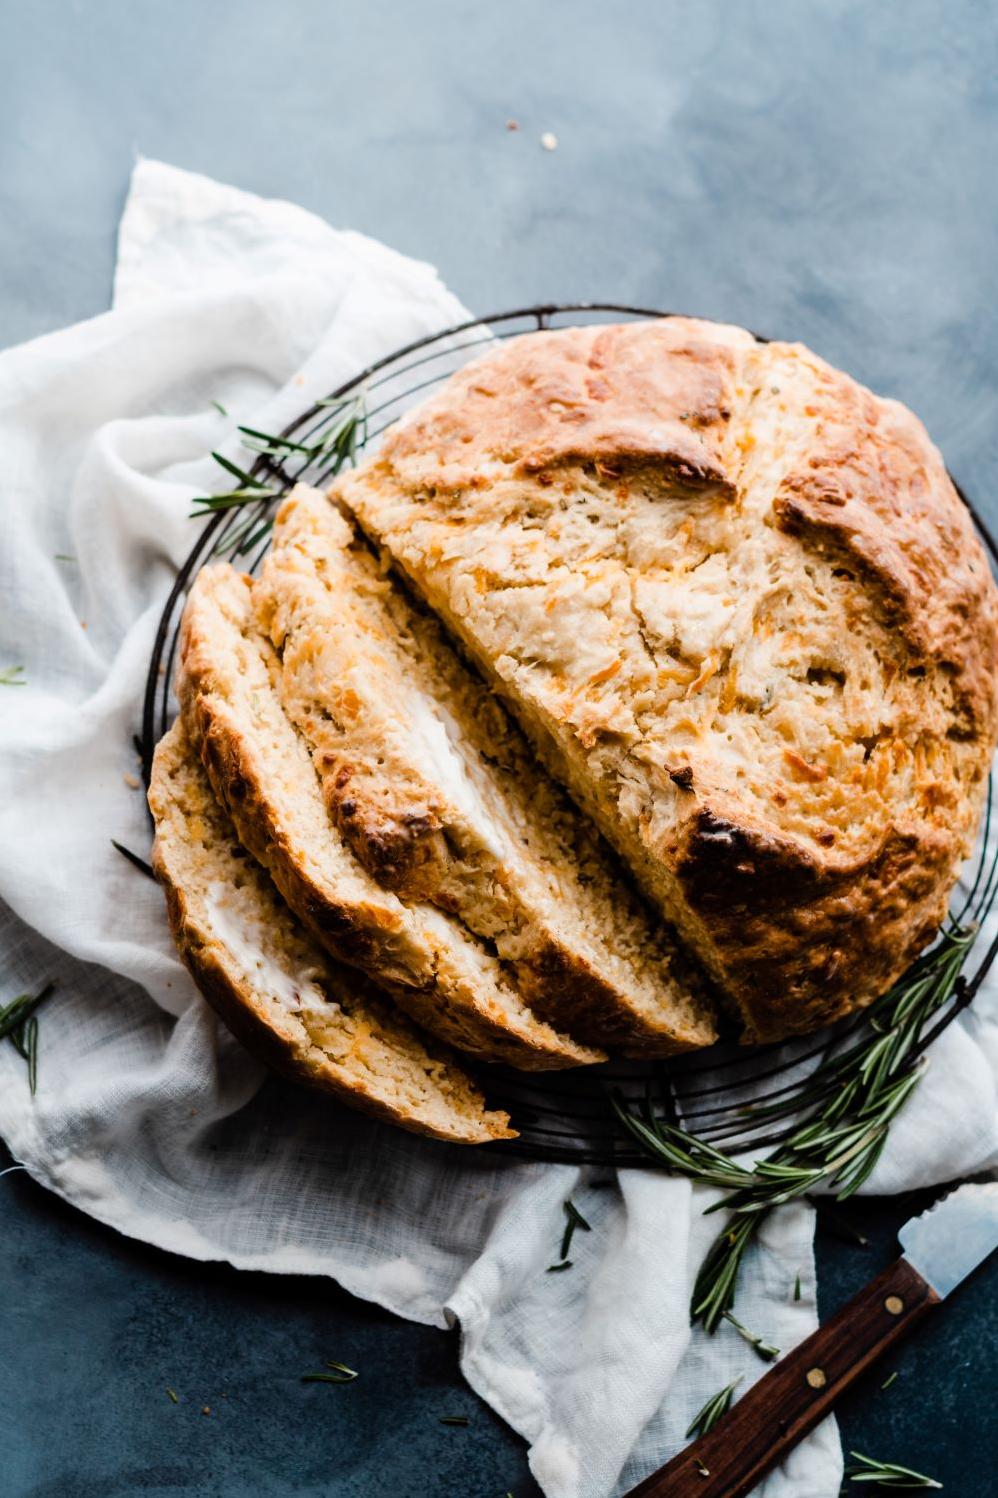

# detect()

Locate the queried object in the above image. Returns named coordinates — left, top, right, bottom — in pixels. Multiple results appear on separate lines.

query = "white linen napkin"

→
left=1, top=160, right=995, bottom=1498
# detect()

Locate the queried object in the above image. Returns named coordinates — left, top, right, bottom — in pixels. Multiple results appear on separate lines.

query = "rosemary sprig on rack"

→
left=612, top=923, right=976, bottom=1333
left=237, top=392, right=365, bottom=471
left=844, top=1451, right=941, bottom=1488
left=684, top=1378, right=741, bottom=1440
left=189, top=394, right=366, bottom=560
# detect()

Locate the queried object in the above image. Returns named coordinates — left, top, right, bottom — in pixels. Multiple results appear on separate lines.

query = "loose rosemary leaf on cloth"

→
left=0, top=161, right=996, bottom=1498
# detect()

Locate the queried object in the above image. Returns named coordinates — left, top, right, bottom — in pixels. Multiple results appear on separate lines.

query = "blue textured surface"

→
left=2, top=0, right=997, bottom=1493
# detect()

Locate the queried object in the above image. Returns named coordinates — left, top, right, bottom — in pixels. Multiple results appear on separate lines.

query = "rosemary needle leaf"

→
left=880, top=1371, right=898, bottom=1391
left=565, top=1200, right=592, bottom=1231
left=546, top=1260, right=573, bottom=1273
left=210, top=451, right=269, bottom=489
left=27, top=1016, right=38, bottom=1096
left=210, top=400, right=228, bottom=417
left=559, top=1198, right=592, bottom=1260
left=8, top=1021, right=28, bottom=1061
left=111, top=840, right=156, bottom=880
left=0, top=665, right=26, bottom=686
left=684, top=1377, right=741, bottom=1439
left=166, top=1387, right=179, bottom=1404
left=845, top=1451, right=942, bottom=1488
left=301, top=1360, right=358, bottom=1384
left=439, top=1415, right=470, bottom=1426
left=793, top=1273, right=802, bottom=1302
left=237, top=425, right=315, bottom=455
left=722, top=1312, right=780, bottom=1363
left=0, top=983, right=54, bottom=1044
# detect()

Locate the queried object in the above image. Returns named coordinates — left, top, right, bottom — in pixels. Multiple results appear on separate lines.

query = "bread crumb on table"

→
left=540, top=131, right=558, bottom=151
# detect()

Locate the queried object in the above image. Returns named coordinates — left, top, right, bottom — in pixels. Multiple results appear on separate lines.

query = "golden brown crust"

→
left=388, top=318, right=750, bottom=499
left=337, top=317, right=998, bottom=1042
left=674, top=808, right=948, bottom=1041
left=769, top=357, right=998, bottom=738
left=148, top=720, right=514, bottom=1144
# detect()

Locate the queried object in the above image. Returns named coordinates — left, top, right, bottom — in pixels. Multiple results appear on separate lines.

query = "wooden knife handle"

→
left=625, top=1258, right=938, bottom=1498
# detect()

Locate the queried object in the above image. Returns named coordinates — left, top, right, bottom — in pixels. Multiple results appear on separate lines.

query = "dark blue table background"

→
left=2, top=1, right=996, bottom=1493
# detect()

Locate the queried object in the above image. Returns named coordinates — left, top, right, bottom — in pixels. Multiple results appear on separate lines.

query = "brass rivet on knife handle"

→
left=885, top=1295, right=905, bottom=1315
left=805, top=1367, right=827, bottom=1389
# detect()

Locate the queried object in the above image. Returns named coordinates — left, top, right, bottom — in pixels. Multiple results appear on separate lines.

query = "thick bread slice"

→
left=177, top=563, right=601, bottom=1070
left=148, top=719, right=514, bottom=1144
left=336, top=319, right=998, bottom=1042
left=254, top=484, right=715, bottom=1055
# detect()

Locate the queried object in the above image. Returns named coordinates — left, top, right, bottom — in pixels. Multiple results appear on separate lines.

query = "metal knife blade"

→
left=898, top=1180, right=998, bottom=1298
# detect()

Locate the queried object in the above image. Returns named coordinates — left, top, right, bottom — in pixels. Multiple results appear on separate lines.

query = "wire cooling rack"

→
left=140, top=304, right=998, bottom=1165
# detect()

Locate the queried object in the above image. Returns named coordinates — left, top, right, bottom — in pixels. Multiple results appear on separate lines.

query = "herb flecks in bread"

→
left=176, top=563, right=601, bottom=1070
left=336, top=317, right=998, bottom=1041
left=254, top=485, right=715, bottom=1055
left=148, top=719, right=514, bottom=1143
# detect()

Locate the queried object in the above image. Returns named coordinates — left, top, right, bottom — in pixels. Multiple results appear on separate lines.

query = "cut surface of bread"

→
left=176, top=562, right=601, bottom=1070
left=148, top=719, right=514, bottom=1144
left=253, top=484, right=715, bottom=1055
left=336, top=318, right=998, bottom=1042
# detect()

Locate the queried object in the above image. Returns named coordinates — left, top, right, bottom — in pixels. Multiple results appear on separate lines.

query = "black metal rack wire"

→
left=140, top=304, right=998, bottom=1166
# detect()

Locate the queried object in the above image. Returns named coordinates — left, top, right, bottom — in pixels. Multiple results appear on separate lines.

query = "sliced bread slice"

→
left=148, top=718, right=514, bottom=1143
left=253, top=484, right=716, bottom=1056
left=177, top=563, right=601, bottom=1070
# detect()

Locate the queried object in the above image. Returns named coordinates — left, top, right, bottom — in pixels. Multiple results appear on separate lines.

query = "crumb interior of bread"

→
left=260, top=487, right=714, bottom=1044
left=151, top=723, right=508, bottom=1137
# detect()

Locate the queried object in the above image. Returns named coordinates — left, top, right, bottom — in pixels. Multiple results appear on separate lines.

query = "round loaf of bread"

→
left=337, top=316, right=998, bottom=1042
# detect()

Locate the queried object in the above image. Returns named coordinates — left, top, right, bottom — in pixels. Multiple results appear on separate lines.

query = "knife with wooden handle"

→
left=624, top=1181, right=998, bottom=1498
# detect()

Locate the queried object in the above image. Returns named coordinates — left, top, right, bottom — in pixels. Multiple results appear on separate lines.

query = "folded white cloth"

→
left=1, top=160, right=995, bottom=1498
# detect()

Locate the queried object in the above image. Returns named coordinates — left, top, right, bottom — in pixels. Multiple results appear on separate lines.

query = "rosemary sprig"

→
left=301, top=1360, right=358, bottom=1384
left=845, top=1451, right=941, bottom=1488
left=0, top=665, right=25, bottom=686
left=684, top=1378, right=741, bottom=1439
left=612, top=924, right=975, bottom=1332
left=188, top=395, right=366, bottom=561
